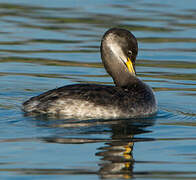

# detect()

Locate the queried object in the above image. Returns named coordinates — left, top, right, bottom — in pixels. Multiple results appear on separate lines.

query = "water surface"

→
left=0, top=0, right=196, bottom=179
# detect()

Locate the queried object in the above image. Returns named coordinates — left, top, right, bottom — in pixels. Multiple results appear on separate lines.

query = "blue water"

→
left=0, top=0, right=196, bottom=179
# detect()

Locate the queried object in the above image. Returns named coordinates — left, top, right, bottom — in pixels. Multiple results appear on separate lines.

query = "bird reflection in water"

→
left=96, top=120, right=153, bottom=179
left=36, top=116, right=155, bottom=179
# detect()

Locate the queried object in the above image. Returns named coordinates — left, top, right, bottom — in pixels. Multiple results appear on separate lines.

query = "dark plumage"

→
left=23, top=28, right=157, bottom=119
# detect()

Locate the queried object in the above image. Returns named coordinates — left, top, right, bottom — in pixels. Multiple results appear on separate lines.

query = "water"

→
left=0, top=0, right=196, bottom=179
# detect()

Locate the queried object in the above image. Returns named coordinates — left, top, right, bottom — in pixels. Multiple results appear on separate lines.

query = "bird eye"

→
left=128, top=50, right=132, bottom=56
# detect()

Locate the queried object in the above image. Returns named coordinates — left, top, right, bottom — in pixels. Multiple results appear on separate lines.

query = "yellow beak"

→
left=126, top=57, right=135, bottom=75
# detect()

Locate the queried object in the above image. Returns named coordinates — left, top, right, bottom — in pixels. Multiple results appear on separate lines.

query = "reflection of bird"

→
left=96, top=121, right=152, bottom=179
left=23, top=28, right=157, bottom=119
left=97, top=140, right=134, bottom=179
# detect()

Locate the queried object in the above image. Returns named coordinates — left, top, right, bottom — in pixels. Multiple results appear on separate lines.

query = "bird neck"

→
left=113, top=70, right=138, bottom=87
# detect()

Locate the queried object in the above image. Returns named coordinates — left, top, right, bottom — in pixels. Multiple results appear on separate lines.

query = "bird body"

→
left=23, top=28, right=157, bottom=119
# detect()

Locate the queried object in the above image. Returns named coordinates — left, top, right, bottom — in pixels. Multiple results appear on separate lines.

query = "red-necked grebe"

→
left=22, top=28, right=157, bottom=119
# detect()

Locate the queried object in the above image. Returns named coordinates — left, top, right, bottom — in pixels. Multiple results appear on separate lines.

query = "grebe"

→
left=23, top=28, right=157, bottom=119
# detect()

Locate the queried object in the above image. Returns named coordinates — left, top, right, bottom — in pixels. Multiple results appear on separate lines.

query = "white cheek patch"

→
left=107, top=41, right=127, bottom=64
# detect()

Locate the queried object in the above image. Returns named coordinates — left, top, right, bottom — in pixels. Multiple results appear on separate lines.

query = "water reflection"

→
left=37, top=117, right=155, bottom=179
left=97, top=122, right=153, bottom=179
